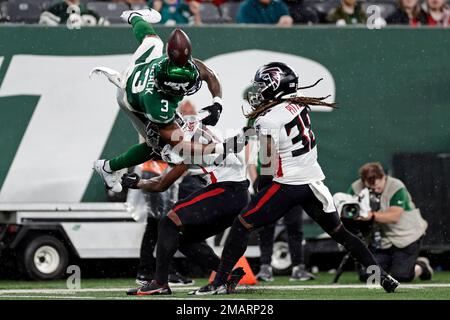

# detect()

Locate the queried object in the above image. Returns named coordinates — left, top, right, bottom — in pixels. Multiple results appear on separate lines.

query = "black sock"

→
left=213, top=218, right=250, bottom=286
left=154, top=216, right=180, bottom=285
left=179, top=241, right=221, bottom=272
left=331, top=226, right=379, bottom=270
left=137, top=217, right=158, bottom=277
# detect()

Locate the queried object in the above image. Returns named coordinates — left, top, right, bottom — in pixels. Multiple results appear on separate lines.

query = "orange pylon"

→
left=209, top=256, right=258, bottom=285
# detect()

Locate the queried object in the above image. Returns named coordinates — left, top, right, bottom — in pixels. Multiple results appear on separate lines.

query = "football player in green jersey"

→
left=92, top=8, right=238, bottom=193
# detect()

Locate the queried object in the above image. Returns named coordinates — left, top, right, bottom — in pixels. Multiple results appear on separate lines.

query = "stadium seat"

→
left=220, top=1, right=240, bottom=23
left=86, top=1, right=129, bottom=24
left=200, top=3, right=226, bottom=24
left=3, top=1, right=41, bottom=24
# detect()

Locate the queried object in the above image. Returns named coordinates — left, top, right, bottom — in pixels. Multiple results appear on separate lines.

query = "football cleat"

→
left=188, top=268, right=245, bottom=295
left=290, top=264, right=316, bottom=282
left=168, top=272, right=195, bottom=286
left=126, top=287, right=140, bottom=296
left=189, top=284, right=228, bottom=296
left=380, top=272, right=399, bottom=293
left=120, top=8, right=162, bottom=24
left=416, top=257, right=433, bottom=281
left=226, top=267, right=246, bottom=293
left=135, top=273, right=152, bottom=287
left=93, top=160, right=122, bottom=193
left=256, top=264, right=274, bottom=282
left=136, top=280, right=172, bottom=296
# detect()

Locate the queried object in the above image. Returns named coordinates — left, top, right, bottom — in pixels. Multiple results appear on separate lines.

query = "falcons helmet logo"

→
left=259, top=67, right=283, bottom=90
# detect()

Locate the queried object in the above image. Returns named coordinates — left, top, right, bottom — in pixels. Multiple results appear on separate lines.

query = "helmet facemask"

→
left=246, top=81, right=268, bottom=109
left=153, top=57, right=202, bottom=97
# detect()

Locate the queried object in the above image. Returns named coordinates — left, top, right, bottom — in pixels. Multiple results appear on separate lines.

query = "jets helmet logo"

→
left=164, top=81, right=190, bottom=91
left=259, top=67, right=283, bottom=90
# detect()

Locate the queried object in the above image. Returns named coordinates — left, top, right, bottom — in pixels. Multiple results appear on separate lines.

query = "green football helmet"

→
left=153, top=57, right=202, bottom=96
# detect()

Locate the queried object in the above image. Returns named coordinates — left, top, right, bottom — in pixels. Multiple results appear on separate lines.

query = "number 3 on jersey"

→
left=284, top=107, right=316, bottom=157
left=161, top=99, right=169, bottom=112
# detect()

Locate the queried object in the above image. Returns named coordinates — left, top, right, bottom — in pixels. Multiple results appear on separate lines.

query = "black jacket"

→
left=386, top=8, right=427, bottom=25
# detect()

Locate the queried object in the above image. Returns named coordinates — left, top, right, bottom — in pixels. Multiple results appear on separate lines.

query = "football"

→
left=166, top=28, right=192, bottom=66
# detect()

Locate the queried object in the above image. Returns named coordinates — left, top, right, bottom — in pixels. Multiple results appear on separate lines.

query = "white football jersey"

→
left=254, top=101, right=325, bottom=185
left=162, top=117, right=247, bottom=185
left=187, top=126, right=247, bottom=185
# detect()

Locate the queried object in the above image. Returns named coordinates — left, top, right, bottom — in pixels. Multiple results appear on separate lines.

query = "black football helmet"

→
left=246, top=62, right=299, bottom=108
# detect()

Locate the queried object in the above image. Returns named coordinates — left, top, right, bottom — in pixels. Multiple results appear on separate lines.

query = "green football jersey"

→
left=125, top=55, right=183, bottom=124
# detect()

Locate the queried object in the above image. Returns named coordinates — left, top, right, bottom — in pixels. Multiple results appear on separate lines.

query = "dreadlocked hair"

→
left=245, top=95, right=337, bottom=120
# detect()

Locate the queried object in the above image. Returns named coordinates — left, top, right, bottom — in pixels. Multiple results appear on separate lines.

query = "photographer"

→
left=347, top=162, right=432, bottom=282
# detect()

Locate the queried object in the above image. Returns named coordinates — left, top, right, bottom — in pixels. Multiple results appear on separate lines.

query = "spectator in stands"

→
left=39, top=0, right=106, bottom=26
left=423, top=0, right=450, bottom=26
left=347, top=162, right=433, bottom=283
left=386, top=0, right=427, bottom=25
left=151, top=0, right=202, bottom=25
left=327, top=0, right=366, bottom=25
left=284, top=0, right=319, bottom=24
left=236, top=0, right=293, bottom=26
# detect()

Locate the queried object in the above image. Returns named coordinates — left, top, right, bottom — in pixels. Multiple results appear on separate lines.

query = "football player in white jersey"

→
left=121, top=117, right=250, bottom=295
left=193, top=62, right=400, bottom=295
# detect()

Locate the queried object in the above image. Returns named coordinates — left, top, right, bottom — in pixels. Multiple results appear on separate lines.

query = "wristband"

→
left=212, top=96, right=223, bottom=105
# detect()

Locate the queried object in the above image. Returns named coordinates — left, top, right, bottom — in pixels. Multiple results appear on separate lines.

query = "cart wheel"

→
left=21, top=235, right=69, bottom=280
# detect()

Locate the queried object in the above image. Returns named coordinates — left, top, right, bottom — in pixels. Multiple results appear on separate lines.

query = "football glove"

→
left=145, top=121, right=163, bottom=151
left=200, top=102, right=222, bottom=126
left=214, top=126, right=256, bottom=163
left=121, top=173, right=141, bottom=189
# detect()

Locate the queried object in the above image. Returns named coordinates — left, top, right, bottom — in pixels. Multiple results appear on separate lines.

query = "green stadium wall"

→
left=0, top=26, right=449, bottom=202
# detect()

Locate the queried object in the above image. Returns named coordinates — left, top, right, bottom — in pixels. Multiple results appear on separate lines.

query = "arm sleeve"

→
left=389, top=187, right=409, bottom=210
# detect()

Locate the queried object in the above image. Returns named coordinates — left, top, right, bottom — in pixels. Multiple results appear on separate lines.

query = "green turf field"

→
left=1, top=271, right=450, bottom=300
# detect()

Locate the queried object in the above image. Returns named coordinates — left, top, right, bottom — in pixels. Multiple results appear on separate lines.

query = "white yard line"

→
left=1, top=283, right=450, bottom=295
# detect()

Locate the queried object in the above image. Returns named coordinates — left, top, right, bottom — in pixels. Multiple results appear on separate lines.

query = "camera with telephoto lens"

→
left=341, top=202, right=361, bottom=219
left=333, top=190, right=382, bottom=249
left=333, top=189, right=371, bottom=220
